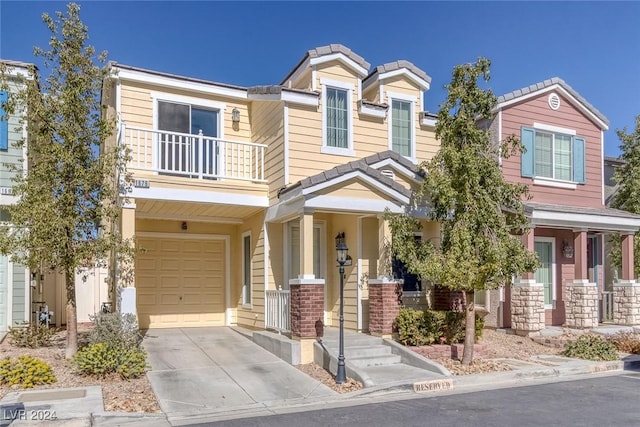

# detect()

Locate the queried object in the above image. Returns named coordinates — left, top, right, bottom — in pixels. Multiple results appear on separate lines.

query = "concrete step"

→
left=349, top=354, right=402, bottom=368
left=339, top=345, right=392, bottom=359
left=320, top=335, right=383, bottom=348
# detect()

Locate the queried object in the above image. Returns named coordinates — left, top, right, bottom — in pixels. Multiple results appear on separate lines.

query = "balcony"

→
left=120, top=124, right=267, bottom=183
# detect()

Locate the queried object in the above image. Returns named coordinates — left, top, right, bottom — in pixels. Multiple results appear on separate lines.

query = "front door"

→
left=587, top=236, right=599, bottom=286
left=534, top=239, right=554, bottom=308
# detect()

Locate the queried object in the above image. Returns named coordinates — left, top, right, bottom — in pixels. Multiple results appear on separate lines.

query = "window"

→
left=474, top=290, right=487, bottom=309
left=326, top=88, right=348, bottom=149
left=286, top=222, right=325, bottom=285
left=392, top=235, right=422, bottom=292
left=521, top=127, right=585, bottom=183
left=157, top=100, right=219, bottom=176
left=242, top=233, right=252, bottom=305
left=0, top=90, right=7, bottom=150
left=391, top=100, right=412, bottom=157
left=321, top=79, right=353, bottom=155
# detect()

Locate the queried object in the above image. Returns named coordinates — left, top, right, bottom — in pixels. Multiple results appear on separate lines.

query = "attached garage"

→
left=136, top=234, right=229, bottom=329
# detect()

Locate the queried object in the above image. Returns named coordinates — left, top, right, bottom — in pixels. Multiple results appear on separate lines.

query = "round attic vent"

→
left=548, top=93, right=560, bottom=110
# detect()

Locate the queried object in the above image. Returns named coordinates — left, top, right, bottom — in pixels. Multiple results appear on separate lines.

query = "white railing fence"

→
left=122, top=124, right=267, bottom=182
left=601, top=291, right=614, bottom=323
left=265, top=288, right=290, bottom=333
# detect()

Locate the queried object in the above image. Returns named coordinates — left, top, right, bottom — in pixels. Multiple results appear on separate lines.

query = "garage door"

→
left=136, top=236, right=226, bottom=329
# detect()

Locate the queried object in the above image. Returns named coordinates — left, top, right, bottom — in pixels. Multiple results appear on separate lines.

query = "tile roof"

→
left=279, top=150, right=422, bottom=199
left=247, top=85, right=317, bottom=96
left=496, top=77, right=609, bottom=126
left=524, top=202, right=640, bottom=219
left=280, top=44, right=371, bottom=85
left=363, top=60, right=432, bottom=86
left=0, top=59, right=34, bottom=69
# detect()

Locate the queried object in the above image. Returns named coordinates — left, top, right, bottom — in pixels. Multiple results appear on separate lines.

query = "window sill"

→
left=533, top=178, right=577, bottom=190
left=321, top=146, right=356, bottom=157
left=241, top=303, right=252, bottom=310
left=402, top=291, right=425, bottom=297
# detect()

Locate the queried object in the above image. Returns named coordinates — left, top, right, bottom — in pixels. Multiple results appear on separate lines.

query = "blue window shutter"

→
left=521, top=127, right=535, bottom=178
left=573, top=136, right=586, bottom=184
left=0, top=90, right=7, bottom=150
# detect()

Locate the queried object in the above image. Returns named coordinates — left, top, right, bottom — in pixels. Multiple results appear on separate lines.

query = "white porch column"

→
left=377, top=215, right=392, bottom=279
left=299, top=210, right=315, bottom=280
left=119, top=201, right=136, bottom=317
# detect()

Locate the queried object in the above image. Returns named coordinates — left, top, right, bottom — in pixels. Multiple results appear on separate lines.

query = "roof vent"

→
left=380, top=169, right=396, bottom=181
left=548, top=93, right=560, bottom=111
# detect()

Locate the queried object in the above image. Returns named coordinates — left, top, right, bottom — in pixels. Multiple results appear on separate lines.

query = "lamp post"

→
left=335, top=232, right=348, bottom=384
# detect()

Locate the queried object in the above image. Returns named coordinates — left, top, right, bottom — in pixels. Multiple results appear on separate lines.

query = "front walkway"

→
left=142, top=327, right=335, bottom=421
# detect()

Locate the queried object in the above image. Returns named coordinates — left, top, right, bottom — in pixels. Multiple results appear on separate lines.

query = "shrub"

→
left=561, top=334, right=619, bottom=361
left=8, top=323, right=57, bottom=348
left=0, top=356, right=56, bottom=388
left=72, top=342, right=148, bottom=379
left=395, top=308, right=485, bottom=346
left=88, top=312, right=142, bottom=350
left=608, top=332, right=640, bottom=354
left=396, top=308, right=430, bottom=346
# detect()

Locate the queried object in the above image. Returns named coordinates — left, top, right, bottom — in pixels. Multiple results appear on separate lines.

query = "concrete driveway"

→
left=142, top=327, right=336, bottom=420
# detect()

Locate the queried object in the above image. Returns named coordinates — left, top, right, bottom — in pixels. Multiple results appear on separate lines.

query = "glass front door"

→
left=534, top=240, right=553, bottom=307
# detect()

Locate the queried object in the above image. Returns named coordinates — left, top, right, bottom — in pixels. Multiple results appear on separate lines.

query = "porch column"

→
left=613, top=233, right=640, bottom=325
left=118, top=201, right=137, bottom=318
left=368, top=278, right=402, bottom=337
left=510, top=230, right=544, bottom=336
left=564, top=230, right=598, bottom=328
left=290, top=209, right=324, bottom=363
left=377, top=215, right=392, bottom=279
left=299, top=210, right=314, bottom=279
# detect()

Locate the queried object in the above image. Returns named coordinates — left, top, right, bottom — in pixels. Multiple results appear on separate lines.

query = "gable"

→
left=314, top=177, right=395, bottom=202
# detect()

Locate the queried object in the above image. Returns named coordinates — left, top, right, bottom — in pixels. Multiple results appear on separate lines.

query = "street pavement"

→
left=198, top=373, right=640, bottom=427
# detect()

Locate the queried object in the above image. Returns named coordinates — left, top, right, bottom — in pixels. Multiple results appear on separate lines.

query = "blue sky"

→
left=1, top=1, right=638, bottom=156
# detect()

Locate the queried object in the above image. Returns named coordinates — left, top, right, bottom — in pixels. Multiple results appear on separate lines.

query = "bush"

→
left=8, top=323, right=57, bottom=348
left=608, top=332, right=640, bottom=354
left=561, top=334, right=619, bottom=361
left=395, top=308, right=485, bottom=346
left=88, top=312, right=142, bottom=350
left=72, top=342, right=148, bottom=379
left=0, top=356, right=56, bottom=388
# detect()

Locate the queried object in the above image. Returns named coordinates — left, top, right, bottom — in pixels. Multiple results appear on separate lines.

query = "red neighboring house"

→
left=480, top=78, right=640, bottom=334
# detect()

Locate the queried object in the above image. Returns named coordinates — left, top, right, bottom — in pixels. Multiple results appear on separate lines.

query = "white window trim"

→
left=242, top=231, right=252, bottom=307
left=535, top=236, right=556, bottom=309
left=474, top=290, right=490, bottom=312
left=531, top=127, right=576, bottom=184
left=320, top=78, right=355, bottom=156
left=283, top=221, right=327, bottom=286
left=387, top=91, right=417, bottom=162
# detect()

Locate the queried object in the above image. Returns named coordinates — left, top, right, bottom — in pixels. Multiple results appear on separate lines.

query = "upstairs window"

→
left=521, top=127, right=585, bottom=184
left=326, top=88, right=348, bottom=149
left=321, top=79, right=354, bottom=156
left=391, top=100, right=412, bottom=157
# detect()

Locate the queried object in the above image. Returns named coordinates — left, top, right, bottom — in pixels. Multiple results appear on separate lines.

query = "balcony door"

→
left=157, top=101, right=219, bottom=177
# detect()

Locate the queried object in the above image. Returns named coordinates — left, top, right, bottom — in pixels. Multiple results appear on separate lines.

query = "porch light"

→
left=231, top=107, right=241, bottom=123
left=335, top=232, right=348, bottom=385
left=562, top=240, right=574, bottom=259
left=336, top=232, right=348, bottom=264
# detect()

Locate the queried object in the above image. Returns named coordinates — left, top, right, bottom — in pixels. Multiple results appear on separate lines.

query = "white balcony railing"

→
left=265, top=288, right=290, bottom=333
left=120, top=124, right=267, bottom=182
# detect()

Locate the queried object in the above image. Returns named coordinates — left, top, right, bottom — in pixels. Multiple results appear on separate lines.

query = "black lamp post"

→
left=335, top=232, right=348, bottom=384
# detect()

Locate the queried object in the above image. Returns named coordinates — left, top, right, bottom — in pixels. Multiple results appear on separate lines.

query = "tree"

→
left=610, top=115, right=640, bottom=275
left=386, top=58, right=538, bottom=365
left=0, top=3, right=130, bottom=358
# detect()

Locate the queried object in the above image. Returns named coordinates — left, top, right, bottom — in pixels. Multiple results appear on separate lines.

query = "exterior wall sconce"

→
left=562, top=240, right=574, bottom=259
left=231, top=107, right=240, bottom=123
left=181, top=221, right=188, bottom=231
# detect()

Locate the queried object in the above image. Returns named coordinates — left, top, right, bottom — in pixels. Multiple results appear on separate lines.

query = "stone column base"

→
left=510, top=279, right=545, bottom=336
left=613, top=280, right=640, bottom=325
left=565, top=280, right=598, bottom=329
left=368, top=278, right=402, bottom=337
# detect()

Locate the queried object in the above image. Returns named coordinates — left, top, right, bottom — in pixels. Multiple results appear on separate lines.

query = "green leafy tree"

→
left=610, top=116, right=640, bottom=275
left=386, top=58, right=538, bottom=365
left=0, top=3, right=131, bottom=358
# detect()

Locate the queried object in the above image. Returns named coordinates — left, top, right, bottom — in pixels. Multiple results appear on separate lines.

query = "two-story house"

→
left=0, top=60, right=31, bottom=335
left=481, top=78, right=640, bottom=334
left=105, top=44, right=440, bottom=358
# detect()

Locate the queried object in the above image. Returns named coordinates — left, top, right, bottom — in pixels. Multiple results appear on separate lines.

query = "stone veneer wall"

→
left=510, top=280, right=545, bottom=336
left=564, top=281, right=598, bottom=329
left=613, top=281, right=640, bottom=325
left=368, top=280, right=402, bottom=335
left=290, top=282, right=324, bottom=338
